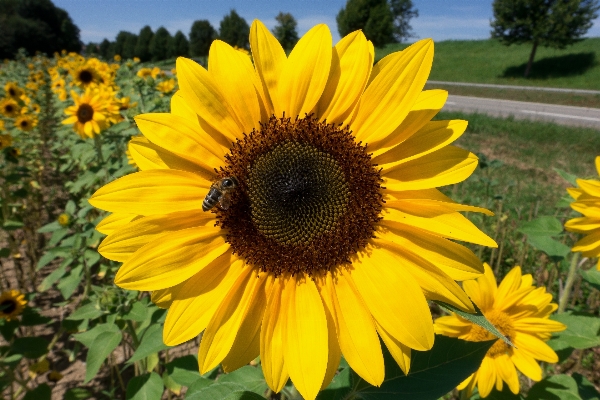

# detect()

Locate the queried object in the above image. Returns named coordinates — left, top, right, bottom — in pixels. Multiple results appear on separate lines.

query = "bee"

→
left=202, top=176, right=239, bottom=212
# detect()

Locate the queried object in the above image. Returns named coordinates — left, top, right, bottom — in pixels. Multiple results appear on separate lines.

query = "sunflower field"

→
left=0, top=21, right=599, bottom=400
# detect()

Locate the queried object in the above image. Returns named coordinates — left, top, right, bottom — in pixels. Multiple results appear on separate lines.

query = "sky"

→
left=53, top=0, right=600, bottom=44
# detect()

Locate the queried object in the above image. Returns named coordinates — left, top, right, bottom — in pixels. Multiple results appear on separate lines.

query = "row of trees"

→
left=90, top=10, right=301, bottom=62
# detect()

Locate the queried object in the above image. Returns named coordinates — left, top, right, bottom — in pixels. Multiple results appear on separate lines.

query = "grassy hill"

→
left=378, top=37, right=600, bottom=90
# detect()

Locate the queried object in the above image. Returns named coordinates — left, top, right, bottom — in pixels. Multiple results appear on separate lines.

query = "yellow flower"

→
left=156, top=78, right=176, bottom=94
left=0, top=290, right=27, bottom=320
left=117, top=96, right=137, bottom=111
left=434, top=264, right=566, bottom=398
left=62, top=89, right=110, bottom=139
left=565, top=156, right=600, bottom=270
left=114, top=54, right=122, bottom=62
left=133, top=57, right=141, bottom=63
left=4, top=82, right=23, bottom=99
left=58, top=213, right=71, bottom=226
left=0, top=98, right=20, bottom=118
left=0, top=133, right=12, bottom=149
left=28, top=359, right=50, bottom=378
left=171, top=68, right=177, bottom=75
left=151, top=66, right=164, bottom=79
left=90, top=21, right=496, bottom=400
left=0, top=119, right=4, bottom=131
left=137, top=67, right=153, bottom=78
left=15, top=114, right=37, bottom=132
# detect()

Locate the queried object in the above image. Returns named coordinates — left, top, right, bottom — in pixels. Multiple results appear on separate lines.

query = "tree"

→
left=389, top=0, right=418, bottom=42
left=189, top=19, right=216, bottom=57
left=491, top=0, right=600, bottom=77
left=114, top=31, right=137, bottom=58
left=272, top=12, right=299, bottom=51
left=170, top=30, right=189, bottom=57
left=99, top=38, right=111, bottom=59
left=134, top=25, right=153, bottom=62
left=337, top=0, right=395, bottom=47
left=149, top=26, right=172, bottom=61
left=219, top=9, right=250, bottom=48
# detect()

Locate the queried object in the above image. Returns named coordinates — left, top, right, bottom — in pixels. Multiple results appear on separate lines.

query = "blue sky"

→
left=54, top=0, right=600, bottom=44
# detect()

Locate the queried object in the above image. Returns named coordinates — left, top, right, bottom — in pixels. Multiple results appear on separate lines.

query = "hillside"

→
left=378, top=37, right=600, bottom=90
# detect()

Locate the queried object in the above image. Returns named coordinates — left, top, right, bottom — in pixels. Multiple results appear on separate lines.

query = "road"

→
left=429, top=80, right=600, bottom=95
left=443, top=95, right=600, bottom=130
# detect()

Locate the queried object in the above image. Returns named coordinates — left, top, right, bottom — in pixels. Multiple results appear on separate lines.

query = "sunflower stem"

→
left=93, top=134, right=105, bottom=165
left=558, top=252, right=580, bottom=313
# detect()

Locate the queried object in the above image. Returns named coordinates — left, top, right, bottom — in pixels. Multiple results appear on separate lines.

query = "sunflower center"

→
left=8, top=88, right=16, bottom=96
left=0, top=300, right=17, bottom=314
left=77, top=104, right=94, bottom=123
left=20, top=120, right=28, bottom=128
left=5, top=105, right=14, bottom=113
left=467, top=309, right=515, bottom=358
left=217, top=116, right=383, bottom=277
left=78, top=70, right=94, bottom=84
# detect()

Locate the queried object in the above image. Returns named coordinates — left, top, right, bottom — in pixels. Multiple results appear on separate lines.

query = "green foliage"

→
left=149, top=26, right=172, bottom=61
left=337, top=0, right=395, bottom=47
left=189, top=19, right=217, bottom=57
left=99, top=38, right=113, bottom=60
left=518, top=216, right=570, bottom=259
left=389, top=0, right=418, bottom=42
left=171, top=30, right=189, bottom=57
left=115, top=31, right=138, bottom=59
left=135, top=25, right=154, bottom=62
left=126, top=372, right=164, bottom=400
left=219, top=9, right=250, bottom=49
left=272, top=12, right=299, bottom=51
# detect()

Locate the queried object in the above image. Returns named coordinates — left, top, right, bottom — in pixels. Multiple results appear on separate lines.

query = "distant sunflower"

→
left=58, top=213, right=71, bottom=226
left=565, top=156, right=600, bottom=270
left=435, top=264, right=566, bottom=398
left=0, top=133, right=12, bottom=149
left=4, top=82, right=23, bottom=99
left=136, top=68, right=153, bottom=78
left=156, top=79, right=176, bottom=94
left=0, top=98, right=20, bottom=118
left=90, top=21, right=496, bottom=400
left=0, top=290, right=27, bottom=320
left=15, top=114, right=36, bottom=132
left=62, top=89, right=109, bottom=138
left=73, top=65, right=101, bottom=87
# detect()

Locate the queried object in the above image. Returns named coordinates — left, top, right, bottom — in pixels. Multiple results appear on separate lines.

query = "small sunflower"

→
left=156, top=79, right=176, bottom=94
left=0, top=133, right=12, bottom=149
left=114, top=54, right=122, bottom=62
left=0, top=98, right=20, bottom=118
left=15, top=114, right=37, bottom=132
left=62, top=89, right=109, bottom=139
left=90, top=21, right=496, bottom=400
left=73, top=65, right=101, bottom=87
left=58, top=213, right=71, bottom=226
left=434, top=264, right=566, bottom=398
left=565, top=156, right=600, bottom=270
left=0, top=290, right=27, bottom=320
left=4, top=82, right=23, bottom=99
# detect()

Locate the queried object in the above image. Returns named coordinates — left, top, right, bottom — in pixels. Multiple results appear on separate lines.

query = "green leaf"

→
left=65, top=200, right=76, bottom=215
left=126, top=372, right=164, bottom=400
left=185, top=376, right=214, bottom=396
left=64, top=387, right=92, bottom=400
left=84, top=330, right=123, bottom=383
left=435, top=300, right=514, bottom=347
left=20, top=308, right=51, bottom=326
left=185, top=382, right=263, bottom=400
left=3, top=220, right=24, bottom=230
left=73, top=323, right=120, bottom=348
left=68, top=302, right=105, bottom=321
left=581, top=268, right=600, bottom=291
left=57, top=264, right=84, bottom=299
left=527, top=374, right=580, bottom=400
left=548, top=312, right=600, bottom=350
left=84, top=249, right=101, bottom=267
left=0, top=248, right=10, bottom=258
left=49, top=228, right=70, bottom=246
left=216, top=365, right=268, bottom=396
left=23, top=383, right=51, bottom=400
left=471, top=385, right=525, bottom=399
left=573, top=373, right=600, bottom=400
left=11, top=337, right=48, bottom=359
left=0, top=319, right=20, bottom=341
left=127, top=324, right=169, bottom=363
left=526, top=235, right=570, bottom=258
left=554, top=168, right=578, bottom=186
left=165, top=355, right=201, bottom=387
left=123, top=301, right=148, bottom=322
left=37, top=258, right=70, bottom=291
left=36, top=247, right=71, bottom=270
left=518, top=216, right=563, bottom=236
left=318, top=335, right=494, bottom=400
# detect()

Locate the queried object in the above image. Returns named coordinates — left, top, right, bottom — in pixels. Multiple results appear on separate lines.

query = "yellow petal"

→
left=351, top=39, right=433, bottom=143
left=349, top=246, right=434, bottom=351
left=164, top=253, right=243, bottom=346
left=513, top=318, right=566, bottom=334
left=369, top=90, right=448, bottom=155
left=114, top=226, right=228, bottom=291
left=314, top=31, right=372, bottom=125
left=278, top=24, right=332, bottom=119
left=510, top=348, right=542, bottom=381
left=375, top=320, right=411, bottom=375
left=596, top=156, right=600, bottom=176
left=89, top=170, right=211, bottom=215
left=373, top=120, right=467, bottom=170
left=96, top=213, right=139, bottom=235
left=384, top=191, right=493, bottom=216
left=128, top=135, right=206, bottom=174
left=151, top=281, right=184, bottom=309
left=512, top=332, right=558, bottom=363
left=578, top=178, right=600, bottom=197
left=495, top=266, right=522, bottom=304
left=261, top=277, right=289, bottom=393
left=477, top=356, right=496, bottom=398
left=382, top=146, right=479, bottom=191
left=495, top=354, right=520, bottom=394
left=572, top=231, right=600, bottom=252
left=434, top=315, right=471, bottom=337
left=250, top=20, right=286, bottom=116
left=198, top=268, right=266, bottom=373
left=209, top=40, right=261, bottom=132
left=62, top=115, right=78, bottom=124
left=331, top=273, right=384, bottom=386
left=315, top=275, right=343, bottom=391
left=176, top=57, right=243, bottom=141
left=564, top=217, right=600, bottom=233
left=283, top=276, right=328, bottom=400
left=99, top=211, right=215, bottom=262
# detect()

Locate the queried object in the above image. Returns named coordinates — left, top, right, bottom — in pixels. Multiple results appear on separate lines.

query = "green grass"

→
left=378, top=38, right=600, bottom=90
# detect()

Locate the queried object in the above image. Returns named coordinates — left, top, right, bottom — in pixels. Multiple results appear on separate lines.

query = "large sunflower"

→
left=0, top=98, right=20, bottom=118
left=15, top=114, right=37, bottom=132
left=4, top=82, right=23, bottom=99
left=434, top=264, right=566, bottom=398
left=62, top=89, right=109, bottom=139
left=90, top=21, right=496, bottom=400
left=0, top=290, right=27, bottom=321
left=565, top=156, right=600, bottom=270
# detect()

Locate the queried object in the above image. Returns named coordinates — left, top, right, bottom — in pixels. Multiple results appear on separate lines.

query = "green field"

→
left=379, top=37, right=600, bottom=90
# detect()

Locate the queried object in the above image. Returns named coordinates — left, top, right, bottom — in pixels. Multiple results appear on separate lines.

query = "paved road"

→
left=429, top=80, right=600, bottom=95
left=443, top=95, right=600, bottom=130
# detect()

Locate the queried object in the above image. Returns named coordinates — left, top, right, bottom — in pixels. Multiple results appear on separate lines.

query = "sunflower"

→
left=0, top=133, right=12, bottom=150
left=0, top=98, right=20, bottom=118
left=73, top=65, right=101, bottom=87
left=0, top=290, right=27, bottom=320
left=4, top=82, right=23, bottom=99
left=434, top=264, right=566, bottom=398
left=90, top=21, right=496, bottom=400
left=62, top=89, right=109, bottom=139
left=58, top=213, right=71, bottom=226
left=15, top=114, right=37, bottom=132
left=565, top=156, right=600, bottom=270
left=136, top=68, right=153, bottom=78
left=156, top=78, right=176, bottom=94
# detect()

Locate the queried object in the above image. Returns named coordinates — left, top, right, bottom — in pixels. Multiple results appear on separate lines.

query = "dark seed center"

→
left=79, top=70, right=94, bottom=84
left=77, top=104, right=94, bottom=123
left=0, top=300, right=17, bottom=314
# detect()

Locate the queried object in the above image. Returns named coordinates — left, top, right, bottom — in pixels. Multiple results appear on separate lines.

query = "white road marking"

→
left=520, top=110, right=600, bottom=122
left=446, top=101, right=456, bottom=105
